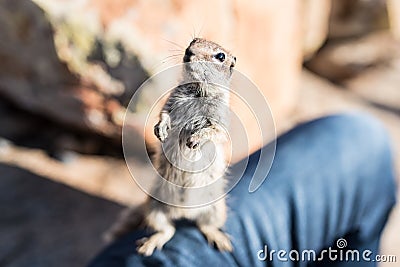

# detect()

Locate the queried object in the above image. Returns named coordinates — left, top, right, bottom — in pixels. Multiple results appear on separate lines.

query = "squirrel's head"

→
left=182, top=38, right=236, bottom=84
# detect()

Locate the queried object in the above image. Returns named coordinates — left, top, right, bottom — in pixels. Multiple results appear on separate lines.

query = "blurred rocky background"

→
left=0, top=0, right=399, bottom=266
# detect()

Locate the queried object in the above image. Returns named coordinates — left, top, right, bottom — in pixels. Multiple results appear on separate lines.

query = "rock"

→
left=0, top=0, right=148, bottom=139
left=344, top=61, right=400, bottom=112
left=388, top=0, right=400, bottom=39
left=305, top=31, right=400, bottom=83
left=86, top=0, right=304, bottom=128
left=302, top=0, right=331, bottom=59
left=0, top=163, right=124, bottom=267
left=1, top=0, right=306, bottom=143
left=329, top=0, right=389, bottom=39
left=329, top=0, right=400, bottom=41
left=230, top=0, right=302, bottom=130
left=0, top=98, right=123, bottom=157
left=0, top=138, right=146, bottom=205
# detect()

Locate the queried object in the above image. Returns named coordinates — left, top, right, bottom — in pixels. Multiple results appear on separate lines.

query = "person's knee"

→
left=296, top=113, right=396, bottom=201
left=313, top=113, right=391, bottom=162
left=291, top=113, right=397, bottom=241
left=320, top=113, right=390, bottom=150
left=324, top=112, right=396, bottom=201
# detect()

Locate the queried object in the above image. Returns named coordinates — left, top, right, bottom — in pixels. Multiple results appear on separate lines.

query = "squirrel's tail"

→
left=103, top=204, right=146, bottom=243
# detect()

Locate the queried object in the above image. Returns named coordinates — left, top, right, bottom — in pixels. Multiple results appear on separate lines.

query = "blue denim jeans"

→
left=89, top=113, right=397, bottom=267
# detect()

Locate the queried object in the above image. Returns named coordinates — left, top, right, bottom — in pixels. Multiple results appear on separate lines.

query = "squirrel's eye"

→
left=214, top=52, right=225, bottom=62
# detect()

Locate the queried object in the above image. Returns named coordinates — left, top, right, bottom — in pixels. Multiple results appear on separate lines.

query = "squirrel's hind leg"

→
left=137, top=209, right=175, bottom=256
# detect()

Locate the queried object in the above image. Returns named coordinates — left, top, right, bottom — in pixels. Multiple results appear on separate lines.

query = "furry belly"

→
left=158, top=141, right=227, bottom=186
left=152, top=142, right=227, bottom=207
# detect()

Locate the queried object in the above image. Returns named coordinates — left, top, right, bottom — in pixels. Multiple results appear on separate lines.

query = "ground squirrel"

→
left=107, top=38, right=236, bottom=256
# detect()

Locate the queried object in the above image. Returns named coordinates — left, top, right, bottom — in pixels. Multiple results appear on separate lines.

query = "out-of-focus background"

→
left=0, top=0, right=399, bottom=266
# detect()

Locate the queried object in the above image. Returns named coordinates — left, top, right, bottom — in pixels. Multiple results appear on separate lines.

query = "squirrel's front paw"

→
left=154, top=122, right=169, bottom=142
left=154, top=113, right=171, bottom=142
left=186, top=134, right=200, bottom=149
left=186, top=130, right=207, bottom=149
left=186, top=127, right=216, bottom=149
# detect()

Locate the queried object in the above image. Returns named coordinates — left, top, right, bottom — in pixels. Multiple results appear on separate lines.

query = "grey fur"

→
left=107, top=38, right=236, bottom=256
